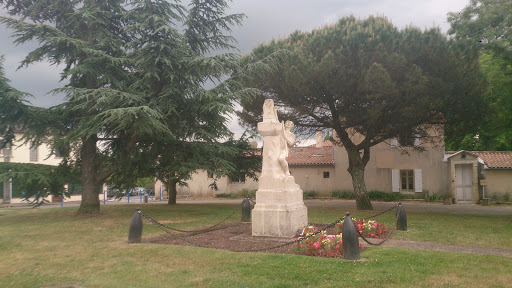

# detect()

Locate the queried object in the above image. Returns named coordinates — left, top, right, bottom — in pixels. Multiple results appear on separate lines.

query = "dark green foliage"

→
left=448, top=0, right=512, bottom=66
left=0, top=161, right=80, bottom=205
left=446, top=52, right=512, bottom=151
left=303, top=190, right=318, bottom=199
left=447, top=0, right=512, bottom=151
left=331, top=190, right=355, bottom=199
left=331, top=189, right=426, bottom=202
left=240, top=16, right=483, bottom=210
left=215, top=189, right=256, bottom=199
left=0, top=0, right=262, bottom=211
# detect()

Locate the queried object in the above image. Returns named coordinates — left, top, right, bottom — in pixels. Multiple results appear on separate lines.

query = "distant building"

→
left=165, top=129, right=512, bottom=204
left=0, top=133, right=84, bottom=204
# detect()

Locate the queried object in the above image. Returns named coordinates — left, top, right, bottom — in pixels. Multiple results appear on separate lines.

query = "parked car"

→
left=107, top=186, right=136, bottom=198
left=131, top=187, right=146, bottom=195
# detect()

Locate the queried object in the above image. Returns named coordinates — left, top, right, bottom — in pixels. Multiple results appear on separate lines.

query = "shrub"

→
left=238, top=189, right=256, bottom=199
left=424, top=190, right=444, bottom=202
left=504, top=192, right=510, bottom=202
left=215, top=189, right=257, bottom=199
left=215, top=193, right=238, bottom=199
left=303, top=190, right=318, bottom=199
left=331, top=190, right=355, bottom=199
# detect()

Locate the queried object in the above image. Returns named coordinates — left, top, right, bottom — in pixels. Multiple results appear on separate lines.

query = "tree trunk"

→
left=346, top=147, right=373, bottom=210
left=167, top=180, right=177, bottom=205
left=78, top=136, right=101, bottom=214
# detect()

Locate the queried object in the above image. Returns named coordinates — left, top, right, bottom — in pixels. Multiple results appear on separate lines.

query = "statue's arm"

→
left=285, top=132, right=295, bottom=147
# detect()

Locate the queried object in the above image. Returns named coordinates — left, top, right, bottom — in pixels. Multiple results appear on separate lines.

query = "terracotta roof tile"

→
left=287, top=142, right=334, bottom=166
left=447, top=150, right=512, bottom=169
left=471, top=151, right=512, bottom=169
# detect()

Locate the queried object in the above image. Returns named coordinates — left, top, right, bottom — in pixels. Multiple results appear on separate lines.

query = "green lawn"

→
left=0, top=204, right=511, bottom=288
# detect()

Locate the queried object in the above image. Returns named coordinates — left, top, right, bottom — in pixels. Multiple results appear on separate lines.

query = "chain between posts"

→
left=357, top=204, right=400, bottom=246
left=139, top=200, right=242, bottom=235
left=240, top=215, right=348, bottom=252
left=362, top=203, right=400, bottom=221
left=137, top=202, right=402, bottom=252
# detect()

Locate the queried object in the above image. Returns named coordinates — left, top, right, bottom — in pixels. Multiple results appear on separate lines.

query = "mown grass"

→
left=0, top=203, right=511, bottom=288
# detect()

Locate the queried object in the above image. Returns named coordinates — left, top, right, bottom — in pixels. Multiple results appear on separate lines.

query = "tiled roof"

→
left=446, top=150, right=512, bottom=169
left=472, top=151, right=512, bottom=169
left=287, top=141, right=334, bottom=166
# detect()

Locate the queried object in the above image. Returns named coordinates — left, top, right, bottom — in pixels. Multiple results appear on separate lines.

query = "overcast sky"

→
left=0, top=0, right=470, bottom=139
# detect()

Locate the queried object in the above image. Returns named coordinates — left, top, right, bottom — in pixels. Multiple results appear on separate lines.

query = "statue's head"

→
left=285, top=120, right=294, bottom=130
left=264, top=99, right=274, bottom=107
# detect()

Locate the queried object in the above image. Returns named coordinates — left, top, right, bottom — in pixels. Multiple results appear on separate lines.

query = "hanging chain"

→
left=362, top=203, right=400, bottom=221
left=238, top=215, right=347, bottom=252
left=138, top=203, right=403, bottom=252
left=357, top=206, right=400, bottom=246
left=141, top=200, right=242, bottom=234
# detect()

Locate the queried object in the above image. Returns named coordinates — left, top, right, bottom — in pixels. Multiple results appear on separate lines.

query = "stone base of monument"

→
left=252, top=187, right=308, bottom=238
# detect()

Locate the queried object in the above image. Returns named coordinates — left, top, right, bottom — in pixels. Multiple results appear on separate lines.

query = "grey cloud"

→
left=1, top=0, right=469, bottom=110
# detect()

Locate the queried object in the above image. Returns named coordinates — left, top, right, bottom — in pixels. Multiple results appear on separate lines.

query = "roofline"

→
left=289, top=163, right=335, bottom=167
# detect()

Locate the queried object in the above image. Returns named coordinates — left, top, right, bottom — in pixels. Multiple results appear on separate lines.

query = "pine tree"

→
left=0, top=0, right=168, bottom=213
left=1, top=0, right=263, bottom=209
left=118, top=0, right=259, bottom=204
left=239, top=16, right=483, bottom=210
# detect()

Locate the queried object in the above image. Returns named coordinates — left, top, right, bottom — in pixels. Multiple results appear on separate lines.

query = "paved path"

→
left=2, top=198, right=512, bottom=215
left=174, top=199, right=512, bottom=215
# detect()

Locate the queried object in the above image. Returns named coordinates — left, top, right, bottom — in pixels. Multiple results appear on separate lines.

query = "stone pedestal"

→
left=252, top=184, right=308, bottom=237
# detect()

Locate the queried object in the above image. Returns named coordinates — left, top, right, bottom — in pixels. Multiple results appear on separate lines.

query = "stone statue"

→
left=279, top=120, right=295, bottom=176
left=262, top=99, right=279, bottom=123
left=258, top=99, right=296, bottom=182
left=253, top=99, right=307, bottom=237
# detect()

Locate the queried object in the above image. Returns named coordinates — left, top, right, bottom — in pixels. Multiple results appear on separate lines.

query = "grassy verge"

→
left=0, top=204, right=511, bottom=287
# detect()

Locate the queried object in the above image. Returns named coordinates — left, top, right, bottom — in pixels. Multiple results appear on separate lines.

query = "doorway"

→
left=455, top=164, right=473, bottom=203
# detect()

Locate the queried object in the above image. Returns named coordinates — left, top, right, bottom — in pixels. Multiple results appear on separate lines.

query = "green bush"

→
left=504, top=192, right=510, bottom=202
left=423, top=190, right=444, bottom=202
left=239, top=189, right=256, bottom=199
left=215, top=189, right=256, bottom=199
left=215, top=193, right=238, bottom=199
left=331, top=190, right=355, bottom=199
left=303, top=190, right=318, bottom=199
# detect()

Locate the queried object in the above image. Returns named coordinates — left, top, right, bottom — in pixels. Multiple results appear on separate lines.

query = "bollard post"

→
left=103, top=190, right=106, bottom=205
left=144, top=195, right=148, bottom=203
left=159, top=187, right=162, bottom=202
left=396, top=203, right=407, bottom=231
left=60, top=194, right=63, bottom=207
left=127, top=190, right=130, bottom=204
left=128, top=208, right=143, bottom=243
left=241, top=198, right=251, bottom=222
left=342, top=212, right=360, bottom=260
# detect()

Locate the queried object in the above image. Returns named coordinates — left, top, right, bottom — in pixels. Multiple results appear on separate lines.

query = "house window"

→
left=230, top=174, right=246, bottom=184
left=207, top=171, right=214, bottom=179
left=29, top=142, right=38, bottom=162
left=323, top=171, right=330, bottom=178
left=2, top=142, right=12, bottom=158
left=55, top=149, right=62, bottom=158
left=401, top=170, right=414, bottom=190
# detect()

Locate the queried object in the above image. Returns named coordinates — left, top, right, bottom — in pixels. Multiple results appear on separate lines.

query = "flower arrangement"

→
left=334, top=218, right=388, bottom=239
left=292, top=218, right=387, bottom=258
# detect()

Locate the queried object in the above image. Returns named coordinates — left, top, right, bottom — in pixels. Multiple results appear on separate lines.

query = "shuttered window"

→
left=29, top=142, right=38, bottom=162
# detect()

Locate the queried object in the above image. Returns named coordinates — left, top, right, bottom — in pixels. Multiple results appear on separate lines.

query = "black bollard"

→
left=396, top=203, right=407, bottom=231
left=342, top=212, right=360, bottom=260
left=128, top=208, right=143, bottom=243
left=241, top=198, right=251, bottom=222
